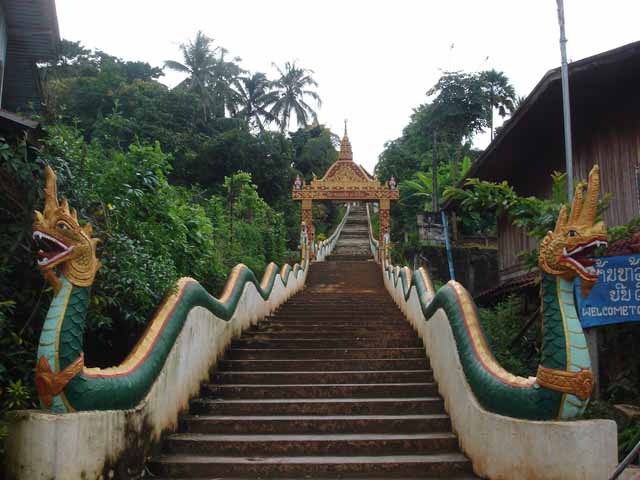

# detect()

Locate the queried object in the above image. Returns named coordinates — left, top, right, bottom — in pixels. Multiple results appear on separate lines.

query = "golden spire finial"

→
left=339, top=119, right=353, bottom=161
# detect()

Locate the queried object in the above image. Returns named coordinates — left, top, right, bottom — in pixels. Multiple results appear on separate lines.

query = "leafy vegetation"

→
left=477, top=296, right=539, bottom=378
left=444, top=171, right=612, bottom=268
left=619, top=422, right=640, bottom=463
left=0, top=33, right=339, bottom=448
left=375, top=69, right=517, bottom=241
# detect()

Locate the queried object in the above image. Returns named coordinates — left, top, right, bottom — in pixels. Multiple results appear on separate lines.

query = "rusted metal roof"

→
left=474, top=271, right=538, bottom=304
left=0, top=107, right=38, bottom=128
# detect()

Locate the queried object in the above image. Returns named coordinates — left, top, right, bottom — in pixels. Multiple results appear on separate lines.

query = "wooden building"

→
left=451, top=40, right=640, bottom=286
left=0, top=0, right=59, bottom=130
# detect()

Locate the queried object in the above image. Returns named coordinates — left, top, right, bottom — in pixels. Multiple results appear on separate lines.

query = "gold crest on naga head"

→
left=33, top=166, right=100, bottom=291
left=539, top=165, right=607, bottom=297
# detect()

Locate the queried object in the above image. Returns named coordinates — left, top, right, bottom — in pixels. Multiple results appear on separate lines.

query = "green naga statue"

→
left=32, top=166, right=305, bottom=412
left=388, top=165, right=607, bottom=420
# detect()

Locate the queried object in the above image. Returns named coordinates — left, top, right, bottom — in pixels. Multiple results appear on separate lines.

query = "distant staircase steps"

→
left=325, top=204, right=373, bottom=261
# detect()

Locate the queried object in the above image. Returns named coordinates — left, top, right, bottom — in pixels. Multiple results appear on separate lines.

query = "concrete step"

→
left=226, top=347, right=426, bottom=360
left=326, top=255, right=373, bottom=261
left=245, top=328, right=416, bottom=337
left=150, top=477, right=480, bottom=480
left=276, top=305, right=400, bottom=310
left=269, top=308, right=403, bottom=313
left=216, top=358, right=429, bottom=372
left=201, top=382, right=439, bottom=399
left=163, top=432, right=459, bottom=456
left=256, top=322, right=409, bottom=329
left=231, top=338, right=422, bottom=348
left=264, top=317, right=407, bottom=324
left=180, top=414, right=452, bottom=434
left=268, top=312, right=402, bottom=316
left=149, top=453, right=472, bottom=478
left=211, top=370, right=434, bottom=385
left=266, top=314, right=406, bottom=322
left=189, top=397, right=445, bottom=416
left=276, top=308, right=399, bottom=313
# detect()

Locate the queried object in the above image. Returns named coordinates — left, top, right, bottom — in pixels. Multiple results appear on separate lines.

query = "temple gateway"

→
left=292, top=126, right=399, bottom=254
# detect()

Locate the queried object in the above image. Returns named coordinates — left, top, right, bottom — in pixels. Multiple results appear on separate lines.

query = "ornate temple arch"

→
left=292, top=126, right=399, bottom=258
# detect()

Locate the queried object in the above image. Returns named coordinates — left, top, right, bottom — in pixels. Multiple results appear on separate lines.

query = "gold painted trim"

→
left=419, top=268, right=435, bottom=297
left=35, top=353, right=84, bottom=409
left=83, top=260, right=305, bottom=378
left=450, top=282, right=534, bottom=388
left=83, top=277, right=195, bottom=376
left=536, top=365, right=593, bottom=400
left=261, top=263, right=277, bottom=290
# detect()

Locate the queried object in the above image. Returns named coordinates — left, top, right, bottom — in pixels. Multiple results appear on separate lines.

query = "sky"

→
left=56, top=0, right=640, bottom=173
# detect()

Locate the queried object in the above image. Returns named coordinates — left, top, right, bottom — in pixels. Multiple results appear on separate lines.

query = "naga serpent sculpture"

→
left=380, top=165, right=607, bottom=420
left=32, top=166, right=308, bottom=413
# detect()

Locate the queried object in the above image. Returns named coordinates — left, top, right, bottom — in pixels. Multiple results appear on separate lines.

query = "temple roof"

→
left=338, top=125, right=353, bottom=161
left=292, top=124, right=399, bottom=201
left=319, top=128, right=371, bottom=183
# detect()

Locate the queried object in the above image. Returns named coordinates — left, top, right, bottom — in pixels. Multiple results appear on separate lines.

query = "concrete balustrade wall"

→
left=382, top=268, right=618, bottom=480
left=363, top=203, right=618, bottom=479
left=315, top=204, right=351, bottom=261
left=4, top=208, right=353, bottom=480
left=5, top=271, right=307, bottom=480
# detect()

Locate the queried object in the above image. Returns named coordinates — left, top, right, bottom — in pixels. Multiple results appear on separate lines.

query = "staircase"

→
left=149, top=205, right=477, bottom=479
left=326, top=204, right=372, bottom=261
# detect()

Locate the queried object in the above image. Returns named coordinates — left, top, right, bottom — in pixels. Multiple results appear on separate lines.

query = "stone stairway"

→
left=148, top=208, right=477, bottom=479
left=326, top=204, right=372, bottom=261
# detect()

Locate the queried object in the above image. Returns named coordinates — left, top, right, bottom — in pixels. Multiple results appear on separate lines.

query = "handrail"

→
left=608, top=439, right=640, bottom=480
left=365, top=203, right=379, bottom=262
left=314, top=204, right=351, bottom=261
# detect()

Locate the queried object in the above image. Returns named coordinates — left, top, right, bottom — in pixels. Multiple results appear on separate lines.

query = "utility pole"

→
left=556, top=0, right=574, bottom=201
left=432, top=130, right=438, bottom=214
left=557, top=0, right=599, bottom=398
left=432, top=129, right=455, bottom=280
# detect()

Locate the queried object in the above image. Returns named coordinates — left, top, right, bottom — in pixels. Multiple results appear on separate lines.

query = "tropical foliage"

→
left=478, top=296, right=539, bottom=378
left=375, top=69, right=517, bottom=240
left=443, top=172, right=611, bottom=267
left=0, top=34, right=336, bottom=458
left=270, top=61, right=322, bottom=132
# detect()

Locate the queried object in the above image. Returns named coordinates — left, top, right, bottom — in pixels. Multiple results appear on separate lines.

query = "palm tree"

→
left=234, top=72, right=279, bottom=131
left=401, top=171, right=434, bottom=213
left=270, top=61, right=322, bottom=132
left=210, top=47, right=244, bottom=118
left=479, top=69, right=516, bottom=140
left=164, top=31, right=218, bottom=121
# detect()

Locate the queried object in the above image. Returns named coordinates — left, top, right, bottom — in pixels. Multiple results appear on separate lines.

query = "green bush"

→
left=477, top=296, right=539, bottom=378
left=0, top=122, right=290, bottom=379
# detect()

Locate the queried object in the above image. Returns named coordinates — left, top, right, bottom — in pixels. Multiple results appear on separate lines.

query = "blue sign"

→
left=575, top=254, right=640, bottom=328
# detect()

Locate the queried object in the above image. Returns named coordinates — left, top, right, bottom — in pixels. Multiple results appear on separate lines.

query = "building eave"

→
left=443, top=39, right=640, bottom=211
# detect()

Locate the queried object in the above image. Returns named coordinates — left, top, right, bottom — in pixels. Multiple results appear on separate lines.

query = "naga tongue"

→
left=574, top=252, right=595, bottom=267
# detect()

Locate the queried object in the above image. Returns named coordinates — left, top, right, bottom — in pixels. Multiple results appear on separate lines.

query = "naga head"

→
left=539, top=165, right=607, bottom=297
left=33, top=166, right=100, bottom=291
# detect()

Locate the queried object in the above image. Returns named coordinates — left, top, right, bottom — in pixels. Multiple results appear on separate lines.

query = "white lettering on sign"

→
left=578, top=255, right=640, bottom=328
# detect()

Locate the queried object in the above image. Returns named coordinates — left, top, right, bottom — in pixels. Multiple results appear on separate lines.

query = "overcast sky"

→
left=56, top=0, right=640, bottom=173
